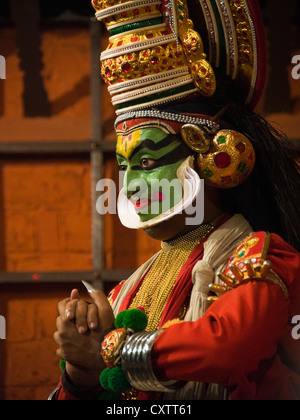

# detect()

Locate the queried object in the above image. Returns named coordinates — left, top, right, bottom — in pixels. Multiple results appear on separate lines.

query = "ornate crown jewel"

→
left=92, top=0, right=217, bottom=115
left=92, top=0, right=267, bottom=115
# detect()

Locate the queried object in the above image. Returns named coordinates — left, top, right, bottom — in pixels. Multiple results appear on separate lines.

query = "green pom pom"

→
left=115, top=310, right=128, bottom=328
left=115, top=308, right=148, bottom=331
left=59, top=359, right=66, bottom=372
left=99, top=368, right=110, bottom=390
left=108, top=366, right=131, bottom=393
left=123, top=309, right=148, bottom=331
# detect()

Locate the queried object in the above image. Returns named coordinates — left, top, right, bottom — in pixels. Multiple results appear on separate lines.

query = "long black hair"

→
left=161, top=94, right=300, bottom=252
left=220, top=101, right=300, bottom=252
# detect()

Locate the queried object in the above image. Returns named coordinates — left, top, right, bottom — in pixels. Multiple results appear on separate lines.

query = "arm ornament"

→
left=121, top=330, right=184, bottom=393
left=100, top=309, right=184, bottom=395
left=208, top=232, right=289, bottom=301
left=99, top=308, right=148, bottom=394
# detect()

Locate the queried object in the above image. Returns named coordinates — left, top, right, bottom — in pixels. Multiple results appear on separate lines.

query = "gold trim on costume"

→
left=209, top=232, right=289, bottom=301
left=129, top=224, right=214, bottom=331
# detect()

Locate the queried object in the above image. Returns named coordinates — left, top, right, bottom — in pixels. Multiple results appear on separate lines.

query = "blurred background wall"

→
left=0, top=0, right=299, bottom=400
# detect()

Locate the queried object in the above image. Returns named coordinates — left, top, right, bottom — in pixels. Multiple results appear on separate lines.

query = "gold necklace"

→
left=129, top=224, right=213, bottom=331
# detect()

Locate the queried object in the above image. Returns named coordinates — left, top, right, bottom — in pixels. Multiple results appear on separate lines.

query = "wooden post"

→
left=10, top=0, right=50, bottom=116
left=90, top=18, right=104, bottom=290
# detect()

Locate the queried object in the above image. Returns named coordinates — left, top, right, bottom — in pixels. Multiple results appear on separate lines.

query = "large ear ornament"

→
left=181, top=124, right=211, bottom=154
left=197, top=130, right=256, bottom=189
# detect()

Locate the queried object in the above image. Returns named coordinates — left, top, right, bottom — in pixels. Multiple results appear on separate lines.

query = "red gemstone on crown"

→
left=121, top=62, right=131, bottom=73
left=150, top=56, right=159, bottom=64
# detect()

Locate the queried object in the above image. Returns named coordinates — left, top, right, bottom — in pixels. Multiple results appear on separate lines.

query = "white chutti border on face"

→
left=117, top=157, right=204, bottom=229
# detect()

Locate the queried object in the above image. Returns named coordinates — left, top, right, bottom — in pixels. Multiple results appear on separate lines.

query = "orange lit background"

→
left=0, top=1, right=299, bottom=400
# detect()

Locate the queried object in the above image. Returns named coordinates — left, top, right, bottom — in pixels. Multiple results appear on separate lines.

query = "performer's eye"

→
left=140, top=158, right=156, bottom=168
left=119, top=164, right=127, bottom=171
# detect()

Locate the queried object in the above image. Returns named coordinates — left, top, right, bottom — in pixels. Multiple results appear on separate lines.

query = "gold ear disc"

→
left=197, top=130, right=256, bottom=189
left=181, top=124, right=211, bottom=154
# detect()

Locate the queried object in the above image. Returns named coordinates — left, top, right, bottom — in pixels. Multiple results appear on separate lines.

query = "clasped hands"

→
left=54, top=288, right=115, bottom=388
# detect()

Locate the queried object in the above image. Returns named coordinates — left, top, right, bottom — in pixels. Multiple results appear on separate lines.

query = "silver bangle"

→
left=121, top=330, right=182, bottom=393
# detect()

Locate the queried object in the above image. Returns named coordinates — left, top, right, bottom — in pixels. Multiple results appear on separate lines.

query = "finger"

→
left=56, top=348, right=65, bottom=361
left=90, top=290, right=110, bottom=309
left=58, top=298, right=71, bottom=317
left=65, top=299, right=80, bottom=321
left=56, top=315, right=62, bottom=331
left=75, top=300, right=89, bottom=334
left=53, top=331, right=60, bottom=345
left=70, top=289, right=80, bottom=301
left=87, top=304, right=98, bottom=330
left=90, top=291, right=115, bottom=331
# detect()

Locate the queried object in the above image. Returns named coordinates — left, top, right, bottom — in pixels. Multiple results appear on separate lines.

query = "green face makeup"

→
left=116, top=127, right=192, bottom=222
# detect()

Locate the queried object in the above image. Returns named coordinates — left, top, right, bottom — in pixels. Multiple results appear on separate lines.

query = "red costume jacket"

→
left=53, top=231, right=300, bottom=400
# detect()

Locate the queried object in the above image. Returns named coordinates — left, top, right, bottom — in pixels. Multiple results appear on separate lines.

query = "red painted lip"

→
left=152, top=191, right=165, bottom=202
left=130, top=198, right=151, bottom=211
left=130, top=192, right=165, bottom=211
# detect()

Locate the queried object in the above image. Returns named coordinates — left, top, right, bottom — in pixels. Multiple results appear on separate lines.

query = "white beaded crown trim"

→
left=115, top=109, right=220, bottom=131
left=112, top=75, right=194, bottom=106
left=95, top=0, right=162, bottom=22
left=108, top=67, right=190, bottom=95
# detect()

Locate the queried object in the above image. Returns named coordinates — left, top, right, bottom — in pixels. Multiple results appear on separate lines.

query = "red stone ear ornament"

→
left=181, top=125, right=256, bottom=189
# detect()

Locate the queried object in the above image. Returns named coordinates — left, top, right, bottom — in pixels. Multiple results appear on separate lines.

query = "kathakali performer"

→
left=51, top=0, right=300, bottom=400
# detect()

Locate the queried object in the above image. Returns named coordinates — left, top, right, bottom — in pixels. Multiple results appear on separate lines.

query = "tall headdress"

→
left=92, top=0, right=267, bottom=115
left=92, top=0, right=267, bottom=195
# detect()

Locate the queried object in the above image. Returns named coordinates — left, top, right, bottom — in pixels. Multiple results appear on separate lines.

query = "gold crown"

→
left=92, top=0, right=267, bottom=115
left=93, top=0, right=216, bottom=115
left=92, top=0, right=162, bottom=28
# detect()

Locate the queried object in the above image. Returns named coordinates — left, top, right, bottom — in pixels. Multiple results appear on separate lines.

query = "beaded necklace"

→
left=129, top=223, right=213, bottom=331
